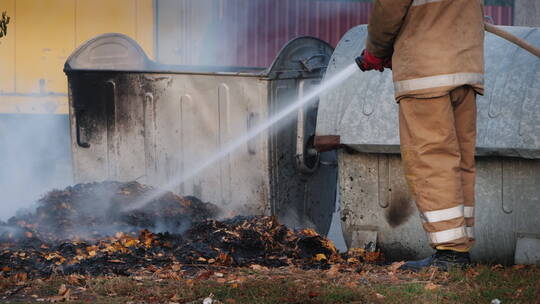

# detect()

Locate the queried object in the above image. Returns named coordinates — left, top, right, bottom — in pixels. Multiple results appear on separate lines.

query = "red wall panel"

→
left=224, top=2, right=512, bottom=67
left=159, top=1, right=513, bottom=67
left=484, top=5, right=513, bottom=27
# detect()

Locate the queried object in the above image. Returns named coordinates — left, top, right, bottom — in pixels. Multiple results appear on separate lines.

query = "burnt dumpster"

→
left=65, top=33, right=337, bottom=235
left=316, top=25, right=540, bottom=264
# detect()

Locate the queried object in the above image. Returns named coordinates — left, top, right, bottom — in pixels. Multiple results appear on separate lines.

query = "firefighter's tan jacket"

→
left=366, top=0, right=485, bottom=100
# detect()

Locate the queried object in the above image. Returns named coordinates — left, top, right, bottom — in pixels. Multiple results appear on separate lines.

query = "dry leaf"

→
left=123, top=239, right=138, bottom=247
left=197, top=271, right=214, bottom=280
left=67, top=274, right=84, bottom=285
left=424, top=282, right=439, bottom=291
left=58, top=284, right=67, bottom=296
left=347, top=257, right=359, bottom=264
left=314, top=253, right=327, bottom=261
left=14, top=272, right=28, bottom=283
left=326, top=264, right=340, bottom=276
left=47, top=296, right=64, bottom=303
left=466, top=268, right=480, bottom=278
left=375, top=293, right=385, bottom=299
left=48, top=288, right=71, bottom=302
left=389, top=261, right=405, bottom=272
left=250, top=264, right=268, bottom=271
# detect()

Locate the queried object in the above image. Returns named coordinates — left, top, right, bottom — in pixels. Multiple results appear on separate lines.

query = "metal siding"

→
left=248, top=0, right=373, bottom=67
left=158, top=1, right=514, bottom=68
left=485, top=5, right=514, bottom=26
left=157, top=0, right=372, bottom=67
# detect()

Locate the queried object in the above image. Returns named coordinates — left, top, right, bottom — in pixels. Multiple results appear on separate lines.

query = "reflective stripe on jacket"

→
left=366, top=0, right=485, bottom=100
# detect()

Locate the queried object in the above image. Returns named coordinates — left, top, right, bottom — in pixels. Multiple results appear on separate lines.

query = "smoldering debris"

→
left=0, top=181, right=382, bottom=279
left=4, top=181, right=220, bottom=242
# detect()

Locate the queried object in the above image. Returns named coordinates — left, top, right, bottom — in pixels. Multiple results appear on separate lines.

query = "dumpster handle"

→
left=295, top=80, right=320, bottom=174
left=74, top=108, right=90, bottom=148
left=501, top=162, right=513, bottom=214
left=300, top=54, right=330, bottom=72
left=247, top=112, right=259, bottom=155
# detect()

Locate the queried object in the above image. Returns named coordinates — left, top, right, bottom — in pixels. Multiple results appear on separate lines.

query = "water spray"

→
left=126, top=63, right=359, bottom=211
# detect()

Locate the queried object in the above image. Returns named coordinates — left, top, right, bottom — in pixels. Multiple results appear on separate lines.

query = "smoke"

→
left=124, top=64, right=358, bottom=213
left=1, top=181, right=220, bottom=242
left=156, top=0, right=357, bottom=67
left=0, top=1, right=358, bottom=232
left=278, top=208, right=318, bottom=232
left=0, top=113, right=73, bottom=221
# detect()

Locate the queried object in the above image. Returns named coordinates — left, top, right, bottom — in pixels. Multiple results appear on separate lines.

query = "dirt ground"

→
left=1, top=263, right=539, bottom=304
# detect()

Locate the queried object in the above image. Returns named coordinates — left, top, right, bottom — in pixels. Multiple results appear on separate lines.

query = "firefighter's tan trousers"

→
left=399, top=86, right=476, bottom=252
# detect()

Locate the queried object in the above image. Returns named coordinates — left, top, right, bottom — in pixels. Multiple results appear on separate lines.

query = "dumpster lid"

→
left=65, top=33, right=150, bottom=71
left=316, top=25, right=540, bottom=159
left=65, top=33, right=333, bottom=78
left=264, top=36, right=334, bottom=80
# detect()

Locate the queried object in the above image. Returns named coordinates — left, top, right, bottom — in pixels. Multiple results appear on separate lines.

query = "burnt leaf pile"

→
left=0, top=181, right=373, bottom=279
left=4, top=181, right=219, bottom=242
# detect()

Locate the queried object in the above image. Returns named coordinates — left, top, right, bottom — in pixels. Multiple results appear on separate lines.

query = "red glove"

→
left=355, top=49, right=391, bottom=72
left=383, top=57, right=392, bottom=70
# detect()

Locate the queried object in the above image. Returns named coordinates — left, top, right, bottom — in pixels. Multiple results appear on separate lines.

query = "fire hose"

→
left=485, top=22, right=540, bottom=59
left=356, top=22, right=540, bottom=71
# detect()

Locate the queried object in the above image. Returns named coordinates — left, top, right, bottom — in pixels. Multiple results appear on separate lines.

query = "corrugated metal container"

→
left=64, top=33, right=338, bottom=234
left=316, top=25, right=540, bottom=263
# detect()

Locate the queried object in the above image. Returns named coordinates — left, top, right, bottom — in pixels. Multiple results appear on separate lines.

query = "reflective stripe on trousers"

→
left=421, top=205, right=464, bottom=223
left=421, top=205, right=475, bottom=243
left=394, top=73, right=484, bottom=95
left=464, top=206, right=474, bottom=218
left=429, top=226, right=467, bottom=244
left=420, top=206, right=475, bottom=224
left=411, top=0, right=448, bottom=7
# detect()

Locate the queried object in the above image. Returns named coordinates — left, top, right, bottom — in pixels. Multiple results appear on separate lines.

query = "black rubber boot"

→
left=399, top=250, right=471, bottom=272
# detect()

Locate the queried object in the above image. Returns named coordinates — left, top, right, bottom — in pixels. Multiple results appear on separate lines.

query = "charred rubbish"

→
left=0, top=181, right=380, bottom=279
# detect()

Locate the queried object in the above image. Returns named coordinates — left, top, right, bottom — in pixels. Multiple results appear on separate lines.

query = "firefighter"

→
left=356, top=0, right=484, bottom=271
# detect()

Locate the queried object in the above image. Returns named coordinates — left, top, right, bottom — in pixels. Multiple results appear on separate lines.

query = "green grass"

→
left=2, top=265, right=539, bottom=304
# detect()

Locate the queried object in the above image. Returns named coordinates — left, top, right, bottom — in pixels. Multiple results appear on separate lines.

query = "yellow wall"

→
left=0, top=0, right=154, bottom=114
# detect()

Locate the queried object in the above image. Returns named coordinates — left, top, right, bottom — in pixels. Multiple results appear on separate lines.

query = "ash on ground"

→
left=0, top=181, right=379, bottom=278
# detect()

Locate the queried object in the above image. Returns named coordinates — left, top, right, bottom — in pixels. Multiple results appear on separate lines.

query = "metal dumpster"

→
left=316, top=25, right=540, bottom=263
left=65, top=33, right=337, bottom=234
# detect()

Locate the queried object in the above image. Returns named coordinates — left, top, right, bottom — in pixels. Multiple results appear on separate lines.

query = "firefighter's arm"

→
left=366, top=0, right=413, bottom=58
